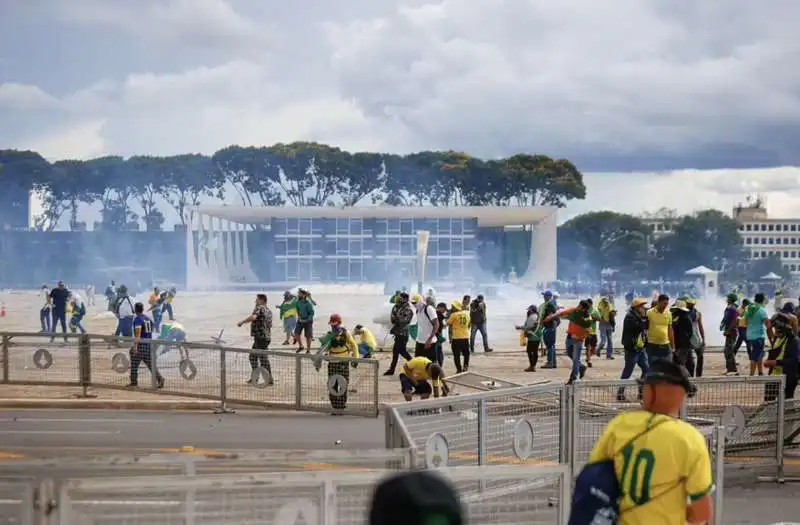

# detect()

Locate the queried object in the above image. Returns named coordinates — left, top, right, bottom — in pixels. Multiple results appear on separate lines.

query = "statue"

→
left=508, top=266, right=518, bottom=283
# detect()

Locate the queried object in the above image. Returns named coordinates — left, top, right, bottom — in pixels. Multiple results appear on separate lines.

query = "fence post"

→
left=776, top=376, right=786, bottom=482
left=372, top=359, right=380, bottom=417
left=1, top=334, right=8, bottom=383
left=713, top=425, right=725, bottom=525
left=477, top=399, right=487, bottom=466
left=295, top=354, right=303, bottom=410
left=559, top=385, right=569, bottom=465
left=568, top=383, right=578, bottom=479
left=215, top=348, right=236, bottom=414
left=385, top=408, right=396, bottom=449
left=150, top=339, right=159, bottom=390
left=77, top=334, right=96, bottom=398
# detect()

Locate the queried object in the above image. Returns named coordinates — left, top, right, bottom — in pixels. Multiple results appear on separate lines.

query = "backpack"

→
left=568, top=418, right=669, bottom=525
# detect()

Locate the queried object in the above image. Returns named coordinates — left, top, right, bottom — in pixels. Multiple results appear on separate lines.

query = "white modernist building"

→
left=643, top=200, right=800, bottom=277
left=185, top=205, right=558, bottom=290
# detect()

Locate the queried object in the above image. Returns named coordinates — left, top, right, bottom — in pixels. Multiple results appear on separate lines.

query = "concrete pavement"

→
left=0, top=409, right=386, bottom=454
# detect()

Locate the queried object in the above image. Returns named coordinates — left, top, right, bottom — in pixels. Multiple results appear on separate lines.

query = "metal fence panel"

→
left=0, top=331, right=380, bottom=417
left=386, top=384, right=566, bottom=468
left=57, top=465, right=570, bottom=525
left=0, top=478, right=35, bottom=525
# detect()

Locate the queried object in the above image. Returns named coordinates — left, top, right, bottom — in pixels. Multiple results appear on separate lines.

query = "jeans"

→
left=734, top=326, right=748, bottom=353
left=50, top=310, right=67, bottom=341
left=674, top=347, right=696, bottom=375
left=694, top=345, right=705, bottom=377
left=526, top=339, right=541, bottom=369
left=163, top=303, right=174, bottom=320
left=152, top=308, right=163, bottom=333
left=723, top=332, right=739, bottom=373
left=39, top=307, right=51, bottom=332
left=469, top=323, right=489, bottom=352
left=435, top=341, right=444, bottom=366
left=69, top=316, right=86, bottom=334
left=565, top=336, right=586, bottom=382
left=387, top=333, right=412, bottom=373
left=543, top=327, right=557, bottom=366
left=358, top=342, right=373, bottom=358
left=620, top=347, right=650, bottom=379
left=646, top=343, right=672, bottom=364
left=116, top=316, right=135, bottom=338
left=598, top=324, right=614, bottom=357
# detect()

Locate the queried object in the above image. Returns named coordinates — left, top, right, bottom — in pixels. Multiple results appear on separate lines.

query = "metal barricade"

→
left=0, top=332, right=380, bottom=417
left=385, top=383, right=567, bottom=468
left=57, top=465, right=571, bottom=525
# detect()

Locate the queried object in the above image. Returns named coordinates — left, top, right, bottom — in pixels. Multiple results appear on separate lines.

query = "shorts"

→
left=584, top=334, right=598, bottom=348
left=748, top=338, right=766, bottom=362
left=294, top=320, right=313, bottom=339
left=415, top=341, right=436, bottom=360
left=283, top=317, right=297, bottom=334
left=399, top=373, right=433, bottom=395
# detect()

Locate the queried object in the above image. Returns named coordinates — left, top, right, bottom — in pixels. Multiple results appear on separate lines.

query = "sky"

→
left=2, top=0, right=800, bottom=224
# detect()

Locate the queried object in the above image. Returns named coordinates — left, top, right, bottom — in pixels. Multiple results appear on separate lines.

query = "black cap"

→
left=369, top=471, right=463, bottom=525
left=639, top=360, right=692, bottom=392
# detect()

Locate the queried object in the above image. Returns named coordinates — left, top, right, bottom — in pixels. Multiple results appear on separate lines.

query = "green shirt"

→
left=279, top=300, right=298, bottom=319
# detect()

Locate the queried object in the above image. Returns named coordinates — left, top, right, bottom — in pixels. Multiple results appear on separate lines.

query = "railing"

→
left=54, top=464, right=571, bottom=525
left=0, top=331, right=380, bottom=417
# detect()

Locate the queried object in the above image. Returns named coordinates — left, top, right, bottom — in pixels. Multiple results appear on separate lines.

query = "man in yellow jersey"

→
left=353, top=324, right=377, bottom=358
left=321, top=313, right=359, bottom=414
left=399, top=356, right=448, bottom=401
left=579, top=360, right=713, bottom=525
left=447, top=301, right=471, bottom=373
left=733, top=297, right=750, bottom=355
left=646, top=294, right=674, bottom=363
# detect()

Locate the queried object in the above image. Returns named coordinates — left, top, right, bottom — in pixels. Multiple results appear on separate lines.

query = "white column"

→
left=523, top=209, right=558, bottom=285
left=225, top=220, right=234, bottom=275
left=185, top=211, right=196, bottom=290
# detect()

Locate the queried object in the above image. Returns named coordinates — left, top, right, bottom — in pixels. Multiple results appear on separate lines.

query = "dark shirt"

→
left=541, top=301, right=558, bottom=330
left=721, top=305, right=739, bottom=334
left=133, top=314, right=153, bottom=352
left=391, top=302, right=414, bottom=336
left=469, top=301, right=486, bottom=324
left=49, top=287, right=70, bottom=311
left=251, top=304, right=272, bottom=340
left=435, top=311, right=445, bottom=337
left=621, top=308, right=647, bottom=349
left=296, top=299, right=315, bottom=322
left=671, top=308, right=694, bottom=349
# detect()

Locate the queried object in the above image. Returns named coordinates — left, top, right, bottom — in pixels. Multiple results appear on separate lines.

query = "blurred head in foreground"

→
left=370, top=471, right=463, bottom=525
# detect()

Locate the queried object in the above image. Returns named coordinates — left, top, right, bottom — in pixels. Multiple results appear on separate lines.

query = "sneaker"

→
left=541, top=363, right=556, bottom=369
left=606, top=355, right=615, bottom=360
left=616, top=392, right=626, bottom=402
left=484, top=348, right=493, bottom=353
left=579, top=365, right=587, bottom=379
left=157, top=377, right=165, bottom=389
left=586, top=362, right=593, bottom=368
left=126, top=382, right=137, bottom=388
left=524, top=366, right=536, bottom=372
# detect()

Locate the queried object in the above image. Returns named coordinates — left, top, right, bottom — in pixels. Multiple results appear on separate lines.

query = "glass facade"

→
left=270, top=217, right=478, bottom=282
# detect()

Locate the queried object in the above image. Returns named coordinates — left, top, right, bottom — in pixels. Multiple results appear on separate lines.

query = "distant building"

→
left=0, top=186, right=30, bottom=231
left=641, top=196, right=800, bottom=277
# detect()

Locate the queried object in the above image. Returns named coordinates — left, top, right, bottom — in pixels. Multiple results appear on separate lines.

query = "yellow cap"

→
left=411, top=293, right=421, bottom=304
left=631, top=297, right=648, bottom=308
left=450, top=300, right=461, bottom=311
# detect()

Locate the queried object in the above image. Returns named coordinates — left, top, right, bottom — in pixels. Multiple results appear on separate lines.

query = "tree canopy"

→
left=0, top=144, right=588, bottom=231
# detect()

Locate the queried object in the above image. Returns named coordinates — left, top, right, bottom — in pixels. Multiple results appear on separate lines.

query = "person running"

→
left=128, top=302, right=164, bottom=389
left=645, top=294, right=673, bottom=363
left=616, top=297, right=649, bottom=402
left=384, top=292, right=414, bottom=376
left=237, top=293, right=274, bottom=386
left=544, top=300, right=591, bottom=384
left=577, top=360, right=714, bottom=525
left=516, top=304, right=541, bottom=372
left=720, top=293, right=740, bottom=375
left=765, top=303, right=799, bottom=400
left=584, top=298, right=601, bottom=367
left=68, top=294, right=87, bottom=334
left=744, top=292, right=770, bottom=377
left=539, top=290, right=559, bottom=368
left=399, top=356, right=448, bottom=402
left=597, top=296, right=617, bottom=359
left=447, top=300, right=471, bottom=373
left=468, top=294, right=492, bottom=353
left=733, top=298, right=751, bottom=355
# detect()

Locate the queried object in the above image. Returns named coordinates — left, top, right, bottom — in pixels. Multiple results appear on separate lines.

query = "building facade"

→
left=187, top=206, right=558, bottom=288
left=642, top=201, right=800, bottom=276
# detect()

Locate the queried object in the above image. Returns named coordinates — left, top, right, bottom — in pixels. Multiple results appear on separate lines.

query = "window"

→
left=336, top=259, right=349, bottom=280
left=793, top=251, right=798, bottom=258
left=786, top=238, right=791, bottom=244
left=793, top=238, right=798, bottom=245
left=452, top=238, right=463, bottom=256
left=349, top=239, right=363, bottom=256
left=744, top=237, right=751, bottom=244
left=388, top=219, right=401, bottom=234
left=746, top=224, right=752, bottom=231
left=761, top=224, right=767, bottom=231
left=768, top=238, right=774, bottom=245
left=400, top=219, right=413, bottom=235
left=464, top=219, right=477, bottom=234
left=297, top=259, right=313, bottom=281
left=761, top=251, right=767, bottom=258
left=452, top=219, right=464, bottom=235
left=784, top=224, right=790, bottom=232
left=349, top=261, right=364, bottom=281
left=438, top=259, right=451, bottom=277
left=299, top=239, right=312, bottom=256
left=287, top=237, right=299, bottom=254
left=272, top=218, right=287, bottom=235
left=349, top=218, right=363, bottom=235
left=374, top=238, right=387, bottom=256
left=739, top=225, right=744, bottom=231
left=274, top=239, right=287, bottom=255
left=362, top=236, right=374, bottom=255
left=284, top=259, right=297, bottom=281
left=312, top=237, right=325, bottom=255
left=753, top=251, right=759, bottom=258
left=312, top=218, right=326, bottom=235
left=400, top=238, right=414, bottom=255
left=438, top=237, right=451, bottom=253
left=793, top=264, right=798, bottom=272
left=298, top=219, right=312, bottom=235
left=336, top=218, right=349, bottom=234
left=426, top=238, right=438, bottom=255
left=287, top=219, right=299, bottom=234
left=768, top=224, right=774, bottom=231
left=785, top=251, right=790, bottom=259
left=336, top=237, right=349, bottom=254
left=375, top=219, right=388, bottom=236
left=793, top=224, right=798, bottom=232
left=438, top=218, right=452, bottom=235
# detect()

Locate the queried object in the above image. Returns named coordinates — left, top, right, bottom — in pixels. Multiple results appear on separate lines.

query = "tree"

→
left=499, top=155, right=587, bottom=207
left=128, top=156, right=166, bottom=231
left=212, top=146, right=282, bottom=207
left=0, top=150, right=53, bottom=230
left=558, top=211, right=651, bottom=279
left=746, top=254, right=792, bottom=282
left=162, top=154, right=226, bottom=225
left=50, top=160, right=93, bottom=230
left=651, top=209, right=745, bottom=279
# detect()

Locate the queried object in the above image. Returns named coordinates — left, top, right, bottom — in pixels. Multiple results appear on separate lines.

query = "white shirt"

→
left=40, top=288, right=50, bottom=306
left=117, top=296, right=134, bottom=318
left=415, top=304, right=438, bottom=343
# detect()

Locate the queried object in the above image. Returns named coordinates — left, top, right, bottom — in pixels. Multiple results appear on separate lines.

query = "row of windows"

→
left=271, top=217, right=477, bottom=236
left=744, top=237, right=800, bottom=245
left=741, top=223, right=800, bottom=232
left=752, top=250, right=800, bottom=260
left=272, top=257, right=477, bottom=282
left=273, top=237, right=476, bottom=257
